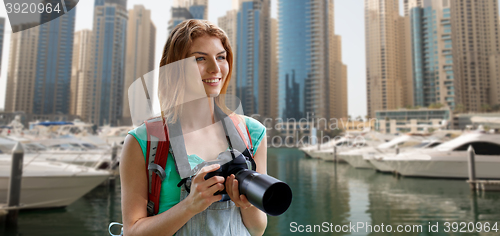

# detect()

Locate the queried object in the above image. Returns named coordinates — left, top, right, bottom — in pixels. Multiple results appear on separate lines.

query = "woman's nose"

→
left=207, top=58, right=221, bottom=74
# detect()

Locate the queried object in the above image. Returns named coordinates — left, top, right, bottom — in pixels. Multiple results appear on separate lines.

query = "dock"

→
left=466, top=146, right=500, bottom=191
left=467, top=180, right=500, bottom=191
left=0, top=204, right=7, bottom=226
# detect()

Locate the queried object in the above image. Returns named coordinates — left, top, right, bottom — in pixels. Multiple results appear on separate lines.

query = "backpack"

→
left=144, top=115, right=254, bottom=216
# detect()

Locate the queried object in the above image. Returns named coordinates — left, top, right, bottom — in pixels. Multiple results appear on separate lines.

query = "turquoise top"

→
left=128, top=116, right=266, bottom=214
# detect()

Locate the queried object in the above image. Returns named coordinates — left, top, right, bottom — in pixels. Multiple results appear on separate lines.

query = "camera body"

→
left=204, top=150, right=255, bottom=195
left=185, top=148, right=292, bottom=216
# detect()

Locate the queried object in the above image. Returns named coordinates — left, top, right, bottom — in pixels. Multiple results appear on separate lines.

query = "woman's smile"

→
left=202, top=77, right=222, bottom=86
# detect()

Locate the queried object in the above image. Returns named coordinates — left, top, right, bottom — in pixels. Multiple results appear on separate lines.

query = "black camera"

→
left=189, top=149, right=292, bottom=216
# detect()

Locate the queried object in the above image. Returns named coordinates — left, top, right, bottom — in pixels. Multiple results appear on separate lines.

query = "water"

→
left=2, top=148, right=500, bottom=235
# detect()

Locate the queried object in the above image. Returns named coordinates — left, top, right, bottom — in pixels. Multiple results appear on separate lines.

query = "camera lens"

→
left=236, top=170, right=292, bottom=216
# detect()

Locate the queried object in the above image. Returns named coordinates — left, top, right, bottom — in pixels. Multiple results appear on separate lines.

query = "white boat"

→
left=0, top=156, right=110, bottom=209
left=310, top=139, right=384, bottom=162
left=384, top=132, right=500, bottom=179
left=369, top=140, right=443, bottom=172
left=0, top=137, right=118, bottom=170
left=305, top=137, right=353, bottom=159
left=339, top=134, right=427, bottom=169
left=302, top=131, right=395, bottom=158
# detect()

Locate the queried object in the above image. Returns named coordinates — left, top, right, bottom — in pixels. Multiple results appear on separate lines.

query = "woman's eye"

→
left=217, top=56, right=226, bottom=60
left=196, top=57, right=205, bottom=61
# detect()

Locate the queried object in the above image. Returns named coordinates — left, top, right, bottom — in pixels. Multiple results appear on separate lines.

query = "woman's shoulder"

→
left=128, top=123, right=147, bottom=139
left=237, top=115, right=266, bottom=134
left=235, top=115, right=266, bottom=153
left=127, top=123, right=148, bottom=158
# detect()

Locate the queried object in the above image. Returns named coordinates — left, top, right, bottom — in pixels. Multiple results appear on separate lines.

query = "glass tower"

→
left=32, top=0, right=77, bottom=115
left=278, top=0, right=344, bottom=120
left=408, top=0, right=455, bottom=109
left=236, top=1, right=261, bottom=115
left=88, top=0, right=128, bottom=126
left=278, top=0, right=311, bottom=120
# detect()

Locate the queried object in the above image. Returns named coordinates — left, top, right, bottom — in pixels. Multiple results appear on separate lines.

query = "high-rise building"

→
left=122, top=5, right=156, bottom=125
left=450, top=0, right=500, bottom=112
left=70, top=29, right=92, bottom=117
left=218, top=9, right=238, bottom=106
left=489, top=52, right=500, bottom=107
left=168, top=0, right=208, bottom=33
left=329, top=34, right=348, bottom=120
left=85, top=0, right=128, bottom=126
left=0, top=17, right=5, bottom=74
left=270, top=18, right=279, bottom=119
left=235, top=0, right=271, bottom=117
left=278, top=0, right=347, bottom=121
left=4, top=24, right=39, bottom=113
left=32, top=0, right=77, bottom=115
left=365, top=0, right=410, bottom=118
left=406, top=0, right=456, bottom=109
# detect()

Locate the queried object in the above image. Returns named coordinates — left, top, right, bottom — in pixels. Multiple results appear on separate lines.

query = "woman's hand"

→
left=184, top=164, right=226, bottom=215
left=225, top=174, right=253, bottom=209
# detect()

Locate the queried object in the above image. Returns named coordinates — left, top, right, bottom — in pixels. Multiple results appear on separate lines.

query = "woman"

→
left=120, top=20, right=268, bottom=236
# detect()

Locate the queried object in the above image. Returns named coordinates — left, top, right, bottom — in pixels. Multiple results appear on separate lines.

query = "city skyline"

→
left=0, top=0, right=371, bottom=120
left=1, top=1, right=499, bottom=122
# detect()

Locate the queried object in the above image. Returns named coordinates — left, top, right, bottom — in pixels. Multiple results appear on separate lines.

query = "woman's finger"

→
left=201, top=176, right=225, bottom=189
left=192, top=164, right=220, bottom=184
left=225, top=174, right=234, bottom=198
left=207, top=182, right=225, bottom=195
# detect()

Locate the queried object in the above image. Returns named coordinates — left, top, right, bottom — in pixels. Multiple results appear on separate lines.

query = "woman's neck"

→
left=179, top=97, right=214, bottom=133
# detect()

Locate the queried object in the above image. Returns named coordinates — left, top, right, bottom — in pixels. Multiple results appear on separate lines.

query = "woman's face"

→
left=189, top=35, right=229, bottom=97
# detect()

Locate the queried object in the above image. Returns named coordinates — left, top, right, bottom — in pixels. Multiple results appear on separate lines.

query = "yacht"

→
left=384, top=132, right=500, bottom=179
left=369, top=140, right=442, bottom=172
left=0, top=137, right=116, bottom=170
left=306, top=137, right=353, bottom=159
left=302, top=131, right=395, bottom=159
left=339, top=134, right=427, bottom=169
left=0, top=156, right=110, bottom=209
left=311, top=139, right=382, bottom=162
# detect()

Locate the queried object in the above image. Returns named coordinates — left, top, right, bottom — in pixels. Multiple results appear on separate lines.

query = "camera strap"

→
left=168, top=103, right=253, bottom=180
left=213, top=104, right=254, bottom=159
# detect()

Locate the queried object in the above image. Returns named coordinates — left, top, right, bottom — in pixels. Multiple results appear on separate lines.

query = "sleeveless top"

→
left=128, top=116, right=266, bottom=214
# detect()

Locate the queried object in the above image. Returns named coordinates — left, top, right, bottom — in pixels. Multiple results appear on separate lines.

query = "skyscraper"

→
left=365, top=0, right=410, bottom=118
left=329, top=34, right=348, bottom=120
left=278, top=0, right=347, bottom=121
left=32, top=0, right=77, bottom=115
left=122, top=5, right=156, bottom=125
left=450, top=0, right=500, bottom=112
left=406, top=0, right=456, bottom=109
left=0, top=17, right=5, bottom=74
left=235, top=0, right=271, bottom=117
left=70, top=29, right=92, bottom=117
left=168, top=0, right=208, bottom=33
left=85, top=0, right=128, bottom=126
left=4, top=24, right=39, bottom=113
left=218, top=9, right=238, bottom=105
left=270, top=18, right=279, bottom=119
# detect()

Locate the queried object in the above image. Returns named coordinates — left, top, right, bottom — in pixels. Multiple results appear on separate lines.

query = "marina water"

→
left=2, top=148, right=500, bottom=235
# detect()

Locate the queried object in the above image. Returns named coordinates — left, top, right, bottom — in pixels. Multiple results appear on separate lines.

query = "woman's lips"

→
left=202, top=78, right=221, bottom=87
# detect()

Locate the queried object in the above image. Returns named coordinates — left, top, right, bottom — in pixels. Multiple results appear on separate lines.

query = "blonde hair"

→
left=158, top=20, right=234, bottom=123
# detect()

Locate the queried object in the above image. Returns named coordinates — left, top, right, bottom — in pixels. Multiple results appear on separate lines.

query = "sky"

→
left=0, top=0, right=372, bottom=119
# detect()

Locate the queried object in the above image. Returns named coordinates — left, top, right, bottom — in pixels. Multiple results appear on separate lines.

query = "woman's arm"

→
left=120, top=134, right=225, bottom=236
left=226, top=135, right=268, bottom=236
